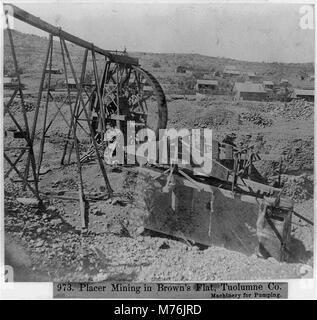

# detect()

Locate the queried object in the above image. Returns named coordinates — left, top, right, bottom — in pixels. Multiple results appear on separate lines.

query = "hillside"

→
left=4, top=29, right=314, bottom=91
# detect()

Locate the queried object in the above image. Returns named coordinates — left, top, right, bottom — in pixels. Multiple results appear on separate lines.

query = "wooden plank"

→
left=4, top=146, right=30, bottom=151
left=135, top=166, right=276, bottom=206
left=134, top=166, right=292, bottom=260
left=234, top=176, right=281, bottom=195
left=192, top=160, right=230, bottom=181
left=141, top=175, right=260, bottom=255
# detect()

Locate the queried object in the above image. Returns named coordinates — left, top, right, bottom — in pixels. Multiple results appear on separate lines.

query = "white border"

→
left=0, top=0, right=316, bottom=300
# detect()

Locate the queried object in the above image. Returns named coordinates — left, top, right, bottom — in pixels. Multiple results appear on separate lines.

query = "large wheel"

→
left=91, top=63, right=167, bottom=137
left=130, top=66, right=167, bottom=134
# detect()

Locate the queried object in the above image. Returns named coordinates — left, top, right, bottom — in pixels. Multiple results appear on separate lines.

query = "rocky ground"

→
left=3, top=93, right=314, bottom=282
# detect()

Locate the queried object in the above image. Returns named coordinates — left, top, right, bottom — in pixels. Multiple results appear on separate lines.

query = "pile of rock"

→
left=5, top=99, right=35, bottom=113
left=240, top=112, right=273, bottom=127
left=192, top=109, right=236, bottom=129
left=264, top=100, right=313, bottom=120
left=281, top=173, right=313, bottom=202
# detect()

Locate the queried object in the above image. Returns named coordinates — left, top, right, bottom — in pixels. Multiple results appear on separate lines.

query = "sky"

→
left=5, top=1, right=315, bottom=63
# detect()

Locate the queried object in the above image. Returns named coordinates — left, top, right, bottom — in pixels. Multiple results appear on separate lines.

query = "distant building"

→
left=45, top=68, right=63, bottom=74
left=61, top=78, right=95, bottom=89
left=263, top=80, right=274, bottom=90
left=175, top=66, right=187, bottom=73
left=4, top=76, right=16, bottom=85
left=203, top=74, right=212, bottom=80
left=292, top=89, right=314, bottom=102
left=3, top=76, right=25, bottom=90
left=280, top=79, right=289, bottom=86
left=233, top=82, right=267, bottom=101
left=223, top=66, right=241, bottom=77
left=223, top=70, right=241, bottom=77
left=246, top=71, right=258, bottom=80
left=64, top=78, right=77, bottom=89
left=195, top=79, right=218, bottom=93
left=224, top=65, right=237, bottom=71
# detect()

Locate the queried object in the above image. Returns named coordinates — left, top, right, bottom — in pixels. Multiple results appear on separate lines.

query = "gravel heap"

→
left=263, top=100, right=313, bottom=120
left=239, top=112, right=273, bottom=127
left=282, top=173, right=314, bottom=202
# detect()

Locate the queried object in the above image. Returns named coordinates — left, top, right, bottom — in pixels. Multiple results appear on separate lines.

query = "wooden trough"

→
left=132, top=139, right=293, bottom=262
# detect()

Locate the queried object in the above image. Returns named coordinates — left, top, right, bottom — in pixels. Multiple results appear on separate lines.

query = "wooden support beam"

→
left=62, top=40, right=113, bottom=195
left=4, top=153, right=41, bottom=200
left=4, top=149, right=26, bottom=179
left=37, top=35, right=53, bottom=177
left=135, top=166, right=293, bottom=208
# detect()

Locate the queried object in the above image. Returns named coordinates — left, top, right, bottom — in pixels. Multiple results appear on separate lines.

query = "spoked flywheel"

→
left=90, top=62, right=167, bottom=139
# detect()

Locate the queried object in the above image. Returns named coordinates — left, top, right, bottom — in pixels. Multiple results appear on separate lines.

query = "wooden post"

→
left=23, top=33, right=52, bottom=184
left=37, top=35, right=53, bottom=177
left=61, top=43, right=89, bottom=230
left=91, top=48, right=106, bottom=140
left=6, top=26, right=40, bottom=200
left=62, top=40, right=113, bottom=195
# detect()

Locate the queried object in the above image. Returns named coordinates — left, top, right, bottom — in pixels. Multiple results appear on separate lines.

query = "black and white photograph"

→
left=0, top=0, right=315, bottom=300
